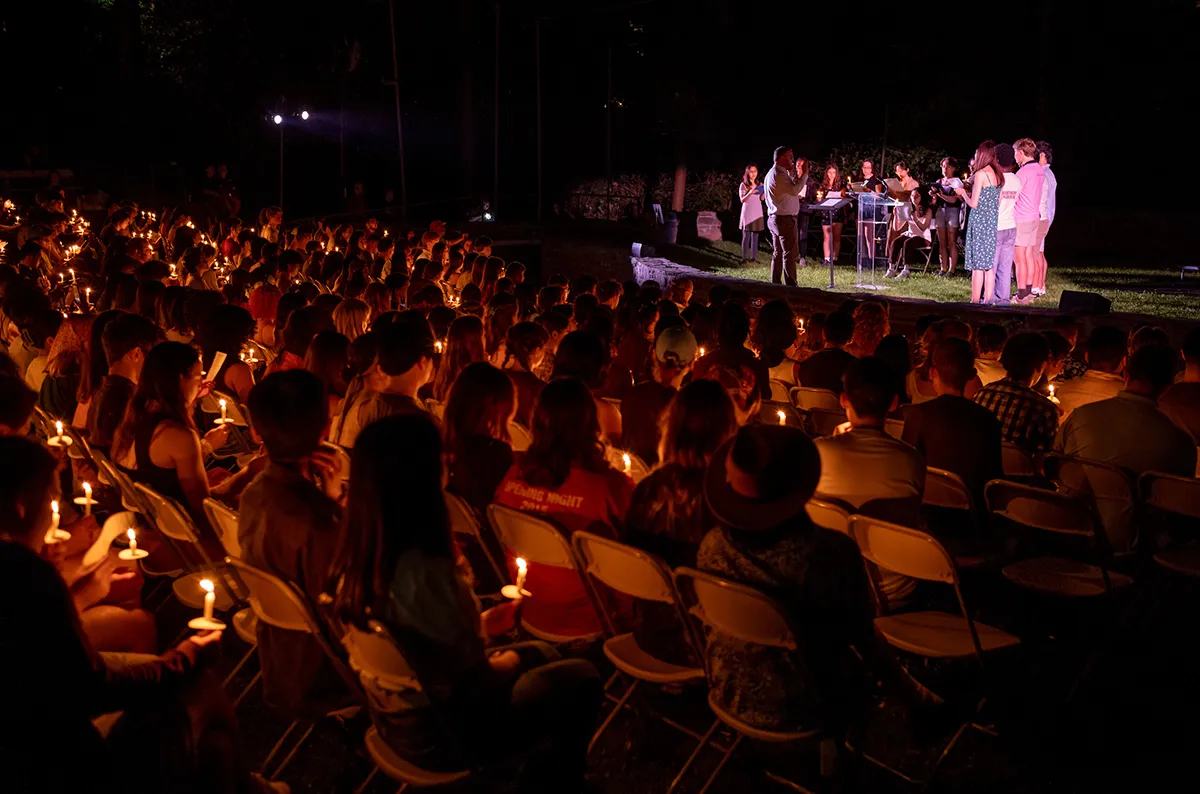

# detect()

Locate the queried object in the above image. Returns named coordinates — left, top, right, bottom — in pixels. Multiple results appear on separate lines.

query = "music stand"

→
left=808, top=195, right=854, bottom=289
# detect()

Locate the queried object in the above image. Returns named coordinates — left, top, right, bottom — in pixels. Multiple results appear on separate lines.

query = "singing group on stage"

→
left=739, top=139, right=1057, bottom=306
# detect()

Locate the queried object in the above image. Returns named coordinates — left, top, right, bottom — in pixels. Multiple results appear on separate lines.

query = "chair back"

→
left=135, top=484, right=202, bottom=545
left=486, top=504, right=577, bottom=569
left=884, top=418, right=905, bottom=440
left=768, top=379, right=792, bottom=403
left=508, top=422, right=533, bottom=452
left=572, top=531, right=676, bottom=604
left=923, top=467, right=974, bottom=512
left=225, top=557, right=324, bottom=634
left=341, top=621, right=424, bottom=696
left=445, top=492, right=506, bottom=585
left=806, top=407, right=849, bottom=437
left=602, top=397, right=622, bottom=416
left=203, top=498, right=242, bottom=558
left=1001, top=441, right=1037, bottom=478
left=806, top=498, right=851, bottom=534
left=93, top=451, right=147, bottom=514
left=1045, top=453, right=1138, bottom=552
left=674, top=567, right=796, bottom=651
left=63, top=424, right=94, bottom=464
left=1139, top=471, right=1200, bottom=520
left=984, top=480, right=1095, bottom=539
left=790, top=387, right=842, bottom=411
left=31, top=406, right=56, bottom=439
left=848, top=515, right=957, bottom=585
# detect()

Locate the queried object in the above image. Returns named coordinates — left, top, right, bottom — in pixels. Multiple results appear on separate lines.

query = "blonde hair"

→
left=332, top=298, right=370, bottom=341
left=1014, top=138, right=1037, bottom=159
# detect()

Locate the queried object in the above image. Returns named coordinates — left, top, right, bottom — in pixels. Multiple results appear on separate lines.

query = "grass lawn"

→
left=664, top=239, right=1200, bottom=320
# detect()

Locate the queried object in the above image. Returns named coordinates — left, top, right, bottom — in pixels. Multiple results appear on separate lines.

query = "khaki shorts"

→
left=1035, top=219, right=1051, bottom=247
left=1015, top=220, right=1040, bottom=247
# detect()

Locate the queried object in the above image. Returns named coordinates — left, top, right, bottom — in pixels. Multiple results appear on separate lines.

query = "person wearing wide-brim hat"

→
left=696, top=424, right=941, bottom=735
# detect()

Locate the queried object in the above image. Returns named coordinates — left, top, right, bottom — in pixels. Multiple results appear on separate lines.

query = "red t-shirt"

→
left=493, top=462, right=634, bottom=638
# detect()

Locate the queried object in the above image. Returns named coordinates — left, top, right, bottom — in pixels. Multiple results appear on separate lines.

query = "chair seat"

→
left=172, top=572, right=238, bottom=611
left=707, top=690, right=820, bottom=743
left=521, top=619, right=602, bottom=646
left=364, top=726, right=470, bottom=785
left=1002, top=557, right=1133, bottom=597
left=602, top=633, right=705, bottom=684
left=1154, top=547, right=1200, bottom=578
left=233, top=608, right=258, bottom=645
left=875, top=611, right=1020, bottom=658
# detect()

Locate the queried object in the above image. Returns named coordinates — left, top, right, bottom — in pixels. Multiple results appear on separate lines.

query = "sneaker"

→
left=884, top=268, right=899, bottom=279
left=896, top=267, right=910, bottom=279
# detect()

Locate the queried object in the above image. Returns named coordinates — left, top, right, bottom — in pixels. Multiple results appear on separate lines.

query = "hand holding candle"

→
left=45, top=500, right=71, bottom=544
left=72, top=481, right=94, bottom=516
left=502, top=557, right=531, bottom=600
left=188, top=578, right=226, bottom=630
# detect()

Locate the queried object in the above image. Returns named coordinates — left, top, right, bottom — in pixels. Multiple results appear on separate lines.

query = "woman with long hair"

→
left=195, top=303, right=256, bottom=403
left=431, top=314, right=486, bottom=402
left=326, top=415, right=602, bottom=786
left=257, top=206, right=283, bottom=243
left=111, top=342, right=229, bottom=526
left=362, top=282, right=392, bottom=322
left=331, top=330, right=383, bottom=445
left=479, top=257, right=506, bottom=303
left=332, top=297, right=370, bottom=342
left=305, top=330, right=351, bottom=426
left=752, top=299, right=801, bottom=385
left=848, top=301, right=891, bottom=358
left=738, top=163, right=765, bottom=263
left=933, top=156, right=963, bottom=275
left=551, top=330, right=622, bottom=442
left=444, top=362, right=515, bottom=515
left=956, top=140, right=1003, bottom=303
left=819, top=164, right=847, bottom=265
left=493, top=377, right=635, bottom=638
left=485, top=295, right=519, bottom=365
left=501, top=321, right=549, bottom=427
left=74, top=311, right=122, bottom=428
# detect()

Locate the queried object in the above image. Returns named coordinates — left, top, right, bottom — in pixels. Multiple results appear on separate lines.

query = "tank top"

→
left=132, top=412, right=190, bottom=508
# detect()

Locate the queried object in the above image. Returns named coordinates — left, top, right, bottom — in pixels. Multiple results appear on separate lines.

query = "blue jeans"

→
left=993, top=227, right=1016, bottom=304
left=741, top=229, right=759, bottom=261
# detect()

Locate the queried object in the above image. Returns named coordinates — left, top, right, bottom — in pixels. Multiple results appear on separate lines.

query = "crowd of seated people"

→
left=2, top=192, right=1198, bottom=792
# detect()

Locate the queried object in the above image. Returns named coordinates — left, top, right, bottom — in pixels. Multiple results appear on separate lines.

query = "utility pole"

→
left=388, top=0, right=408, bottom=218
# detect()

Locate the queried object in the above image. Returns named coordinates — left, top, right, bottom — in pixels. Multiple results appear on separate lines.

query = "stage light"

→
left=301, top=110, right=309, bottom=121
left=272, top=114, right=283, bottom=125
left=483, top=211, right=494, bottom=221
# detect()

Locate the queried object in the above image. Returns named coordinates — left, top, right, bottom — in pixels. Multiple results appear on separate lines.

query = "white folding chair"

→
left=923, top=467, right=988, bottom=566
left=986, top=480, right=1132, bottom=597
left=1139, top=472, right=1200, bottom=577
left=1045, top=453, right=1140, bottom=555
left=806, top=498, right=851, bottom=534
left=342, top=621, right=471, bottom=794
left=135, top=484, right=238, bottom=611
left=92, top=453, right=186, bottom=582
left=884, top=417, right=905, bottom=440
left=202, top=498, right=260, bottom=696
left=671, top=567, right=832, bottom=794
left=203, top=497, right=242, bottom=558
left=768, top=378, right=792, bottom=403
left=486, top=504, right=602, bottom=644
left=1000, top=441, right=1038, bottom=480
left=571, top=532, right=706, bottom=756
left=790, top=386, right=842, bottom=411
left=508, top=421, right=533, bottom=452
left=444, top=492, right=507, bottom=591
left=226, top=557, right=362, bottom=780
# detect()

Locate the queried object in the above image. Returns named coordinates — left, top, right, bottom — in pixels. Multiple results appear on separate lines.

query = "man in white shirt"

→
left=764, top=146, right=805, bottom=287
left=1033, top=141, right=1057, bottom=296
left=992, top=143, right=1021, bottom=306
left=1054, top=325, right=1126, bottom=418
left=1054, top=344, right=1197, bottom=551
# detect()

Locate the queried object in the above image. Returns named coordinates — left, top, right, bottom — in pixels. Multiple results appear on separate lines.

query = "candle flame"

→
left=516, top=557, right=527, bottom=573
left=55, top=420, right=63, bottom=436
left=219, top=398, right=227, bottom=409
left=698, top=346, right=706, bottom=357
left=777, top=410, right=787, bottom=425
left=51, top=500, right=59, bottom=515
left=622, top=452, right=632, bottom=470
left=200, top=579, right=214, bottom=593
left=83, top=481, right=91, bottom=496
left=127, top=529, right=136, bottom=542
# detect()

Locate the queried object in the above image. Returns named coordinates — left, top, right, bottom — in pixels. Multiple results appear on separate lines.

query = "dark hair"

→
left=27, top=309, right=63, bottom=350
left=942, top=156, right=959, bottom=171
left=376, top=315, right=435, bottom=377
left=975, top=323, right=1008, bottom=355
left=894, top=160, right=909, bottom=172
left=929, top=337, right=976, bottom=391
left=537, top=309, right=570, bottom=340
left=1130, top=325, right=1169, bottom=356
left=329, top=414, right=451, bottom=628
left=660, top=379, right=737, bottom=471
left=431, top=315, right=485, bottom=401
left=196, top=304, right=255, bottom=368
left=184, top=289, right=225, bottom=336
left=972, top=140, right=1006, bottom=189
left=281, top=305, right=324, bottom=359
left=0, top=436, right=59, bottom=544
left=1035, top=141, right=1053, bottom=164
left=551, top=331, right=608, bottom=389
left=842, top=357, right=896, bottom=418
left=101, top=312, right=159, bottom=367
left=1084, top=325, right=1128, bottom=372
left=1181, top=325, right=1200, bottom=361
left=824, top=310, right=855, bottom=347
left=521, top=377, right=609, bottom=489
left=504, top=321, right=549, bottom=372
left=773, top=146, right=792, bottom=162
left=248, top=370, right=330, bottom=461
left=1042, top=331, right=1072, bottom=368
left=874, top=334, right=912, bottom=384
left=999, top=332, right=1051, bottom=383
left=112, top=341, right=200, bottom=462
left=0, top=376, right=37, bottom=434
left=1126, top=344, right=1176, bottom=396
left=716, top=302, right=751, bottom=348
left=752, top=299, right=797, bottom=367
left=77, top=311, right=121, bottom=402
left=305, top=330, right=351, bottom=399
left=444, top=362, right=514, bottom=462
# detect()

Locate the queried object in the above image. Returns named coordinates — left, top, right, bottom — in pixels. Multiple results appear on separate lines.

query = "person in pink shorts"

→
left=1011, top=138, right=1045, bottom=304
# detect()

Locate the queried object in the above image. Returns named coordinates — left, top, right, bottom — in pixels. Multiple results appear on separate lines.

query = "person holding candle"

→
left=443, top=362, right=517, bottom=521
left=955, top=140, right=1004, bottom=304
left=500, top=321, right=550, bottom=428
left=932, top=157, right=963, bottom=275
left=327, top=414, right=603, bottom=785
left=0, top=436, right=290, bottom=794
left=752, top=299, right=802, bottom=388
left=86, top=313, right=159, bottom=455
left=738, top=162, right=766, bottom=263
left=196, top=303, right=257, bottom=404
left=621, top=324, right=697, bottom=466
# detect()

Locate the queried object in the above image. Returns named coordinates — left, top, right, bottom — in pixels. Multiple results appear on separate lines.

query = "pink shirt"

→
left=1014, top=161, right=1045, bottom=224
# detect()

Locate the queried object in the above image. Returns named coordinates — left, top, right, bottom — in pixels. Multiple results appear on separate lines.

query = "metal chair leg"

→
left=223, top=645, right=257, bottom=687
left=354, top=766, right=380, bottom=794
left=921, top=722, right=971, bottom=793
left=270, top=722, right=317, bottom=780
left=259, top=720, right=300, bottom=776
left=588, top=678, right=638, bottom=756
left=232, top=670, right=262, bottom=709
left=695, top=733, right=743, bottom=794
left=667, top=718, right=721, bottom=794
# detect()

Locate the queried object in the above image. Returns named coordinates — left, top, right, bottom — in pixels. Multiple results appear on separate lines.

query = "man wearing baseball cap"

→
left=621, top=324, right=698, bottom=465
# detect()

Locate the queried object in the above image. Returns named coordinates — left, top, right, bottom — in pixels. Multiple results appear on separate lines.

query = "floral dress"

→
left=964, top=183, right=999, bottom=271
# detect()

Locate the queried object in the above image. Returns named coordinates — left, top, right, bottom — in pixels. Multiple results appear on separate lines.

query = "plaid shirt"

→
left=973, top=378, right=1059, bottom=453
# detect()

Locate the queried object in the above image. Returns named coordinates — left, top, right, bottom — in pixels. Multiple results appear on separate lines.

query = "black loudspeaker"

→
left=1058, top=290, right=1112, bottom=315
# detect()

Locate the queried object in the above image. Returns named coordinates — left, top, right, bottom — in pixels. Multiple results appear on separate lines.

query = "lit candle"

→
left=218, top=398, right=228, bottom=423
left=50, top=500, right=60, bottom=533
left=200, top=579, right=215, bottom=619
left=69, top=268, right=75, bottom=283
left=515, top=557, right=528, bottom=591
left=83, top=482, right=92, bottom=516
left=85, top=287, right=91, bottom=304
left=698, top=346, right=706, bottom=358
left=58, top=272, right=64, bottom=284
left=622, top=452, right=632, bottom=474
left=777, top=409, right=787, bottom=425
left=127, top=528, right=138, bottom=554
left=55, top=420, right=63, bottom=438
left=170, top=264, right=177, bottom=278
left=434, top=340, right=444, bottom=354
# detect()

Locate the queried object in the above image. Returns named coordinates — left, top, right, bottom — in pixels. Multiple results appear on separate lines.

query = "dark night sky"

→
left=1, top=0, right=1195, bottom=217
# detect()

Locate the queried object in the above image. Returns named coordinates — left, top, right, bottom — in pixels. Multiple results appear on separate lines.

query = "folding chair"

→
left=445, top=492, right=507, bottom=591
left=508, top=422, right=533, bottom=452
left=203, top=498, right=260, bottom=698
left=1000, top=441, right=1038, bottom=481
left=92, top=452, right=186, bottom=583
left=135, top=484, right=239, bottom=612
left=884, top=417, right=905, bottom=440
left=806, top=498, right=851, bottom=534
left=225, top=557, right=362, bottom=780
left=1045, top=453, right=1140, bottom=555
left=342, top=621, right=471, bottom=794
left=768, top=378, right=792, bottom=403
left=199, top=388, right=254, bottom=455
left=602, top=396, right=623, bottom=416
left=789, top=386, right=842, bottom=411
left=671, top=567, right=833, bottom=794
left=807, top=407, right=849, bottom=438
left=985, top=480, right=1132, bottom=597
left=1139, top=472, right=1200, bottom=577
left=923, top=467, right=989, bottom=566
left=571, top=532, right=706, bottom=756
left=485, top=504, right=603, bottom=644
